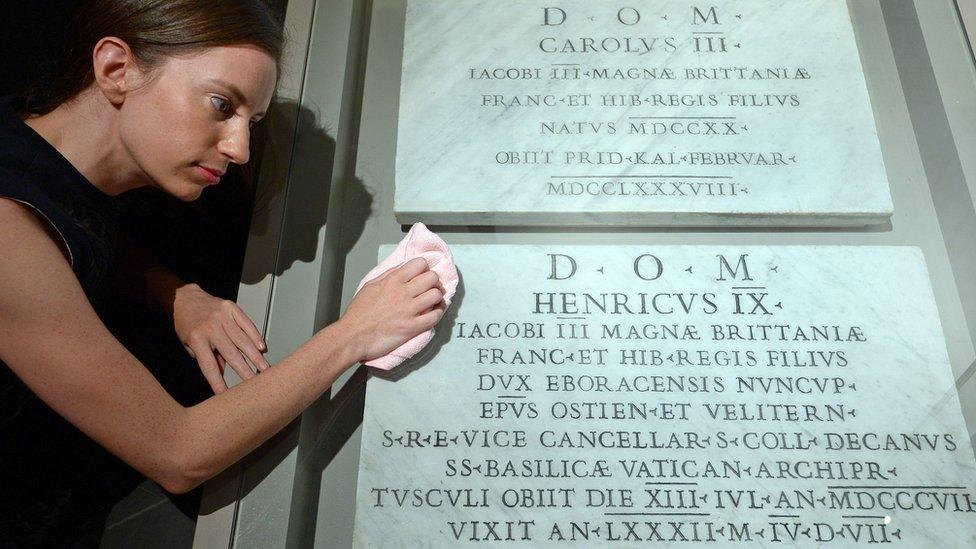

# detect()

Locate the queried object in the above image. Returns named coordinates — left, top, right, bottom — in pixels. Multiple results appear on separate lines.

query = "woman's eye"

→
left=210, top=96, right=232, bottom=115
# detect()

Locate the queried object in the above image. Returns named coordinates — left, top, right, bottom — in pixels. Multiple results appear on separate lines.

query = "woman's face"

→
left=117, top=45, right=277, bottom=201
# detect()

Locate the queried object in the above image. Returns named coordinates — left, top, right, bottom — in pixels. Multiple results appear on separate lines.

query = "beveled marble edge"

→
left=393, top=208, right=893, bottom=227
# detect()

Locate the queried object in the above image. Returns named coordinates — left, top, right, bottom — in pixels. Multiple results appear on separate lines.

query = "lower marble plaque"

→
left=352, top=246, right=976, bottom=547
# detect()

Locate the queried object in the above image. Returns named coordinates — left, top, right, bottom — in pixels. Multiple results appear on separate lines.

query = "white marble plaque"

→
left=353, top=246, right=976, bottom=547
left=394, top=0, right=893, bottom=226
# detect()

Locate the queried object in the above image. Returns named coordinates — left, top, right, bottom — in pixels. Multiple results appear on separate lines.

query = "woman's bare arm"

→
left=0, top=199, right=443, bottom=493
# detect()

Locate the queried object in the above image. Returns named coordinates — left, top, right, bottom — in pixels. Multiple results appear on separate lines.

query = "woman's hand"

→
left=172, top=283, right=270, bottom=393
left=335, top=258, right=445, bottom=362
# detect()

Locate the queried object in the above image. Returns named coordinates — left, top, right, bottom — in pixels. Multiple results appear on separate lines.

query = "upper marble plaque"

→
left=353, top=245, right=976, bottom=547
left=394, top=0, right=893, bottom=226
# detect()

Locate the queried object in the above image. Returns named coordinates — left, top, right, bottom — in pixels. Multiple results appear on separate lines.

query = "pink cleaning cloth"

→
left=354, top=223, right=458, bottom=370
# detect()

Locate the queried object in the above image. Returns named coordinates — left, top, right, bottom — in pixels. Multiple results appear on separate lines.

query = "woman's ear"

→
left=91, top=37, right=138, bottom=106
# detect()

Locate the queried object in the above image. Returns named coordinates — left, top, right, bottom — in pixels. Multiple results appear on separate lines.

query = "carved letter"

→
left=617, top=7, right=640, bottom=25
left=634, top=254, right=664, bottom=280
left=543, top=7, right=567, bottom=26
left=692, top=6, right=720, bottom=25
left=716, top=254, right=753, bottom=281
left=548, top=254, right=577, bottom=280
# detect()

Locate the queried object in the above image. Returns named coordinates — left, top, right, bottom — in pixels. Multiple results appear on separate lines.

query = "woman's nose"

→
left=217, top=122, right=250, bottom=165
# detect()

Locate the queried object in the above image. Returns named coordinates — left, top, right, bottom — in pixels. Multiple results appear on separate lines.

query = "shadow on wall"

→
left=242, top=99, right=374, bottom=284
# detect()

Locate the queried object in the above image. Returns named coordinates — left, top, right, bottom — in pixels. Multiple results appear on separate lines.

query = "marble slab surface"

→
left=394, top=0, right=892, bottom=226
left=353, top=245, right=976, bottom=547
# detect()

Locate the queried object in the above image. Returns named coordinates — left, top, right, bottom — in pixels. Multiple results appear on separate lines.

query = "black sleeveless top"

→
left=0, top=97, right=119, bottom=299
left=0, top=97, right=137, bottom=547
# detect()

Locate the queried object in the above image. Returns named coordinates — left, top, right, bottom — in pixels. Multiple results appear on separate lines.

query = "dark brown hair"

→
left=22, top=0, right=283, bottom=115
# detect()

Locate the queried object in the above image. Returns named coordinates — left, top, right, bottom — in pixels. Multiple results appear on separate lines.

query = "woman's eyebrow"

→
left=207, top=78, right=247, bottom=106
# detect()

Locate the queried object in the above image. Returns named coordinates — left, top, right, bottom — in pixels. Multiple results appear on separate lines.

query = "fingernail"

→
left=260, top=341, right=267, bottom=351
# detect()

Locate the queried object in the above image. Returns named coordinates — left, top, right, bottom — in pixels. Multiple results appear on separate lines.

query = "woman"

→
left=0, top=0, right=445, bottom=545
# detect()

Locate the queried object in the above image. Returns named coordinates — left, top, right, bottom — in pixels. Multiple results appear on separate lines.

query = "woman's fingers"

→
left=190, top=337, right=228, bottom=394
left=414, top=287, right=444, bottom=313
left=415, top=304, right=446, bottom=331
left=406, top=270, right=441, bottom=297
left=224, top=320, right=270, bottom=372
left=394, top=257, right=430, bottom=282
left=230, top=305, right=267, bottom=353
left=211, top=329, right=255, bottom=381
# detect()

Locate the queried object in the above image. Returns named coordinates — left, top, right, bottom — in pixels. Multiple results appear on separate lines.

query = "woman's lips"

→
left=195, top=165, right=223, bottom=184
